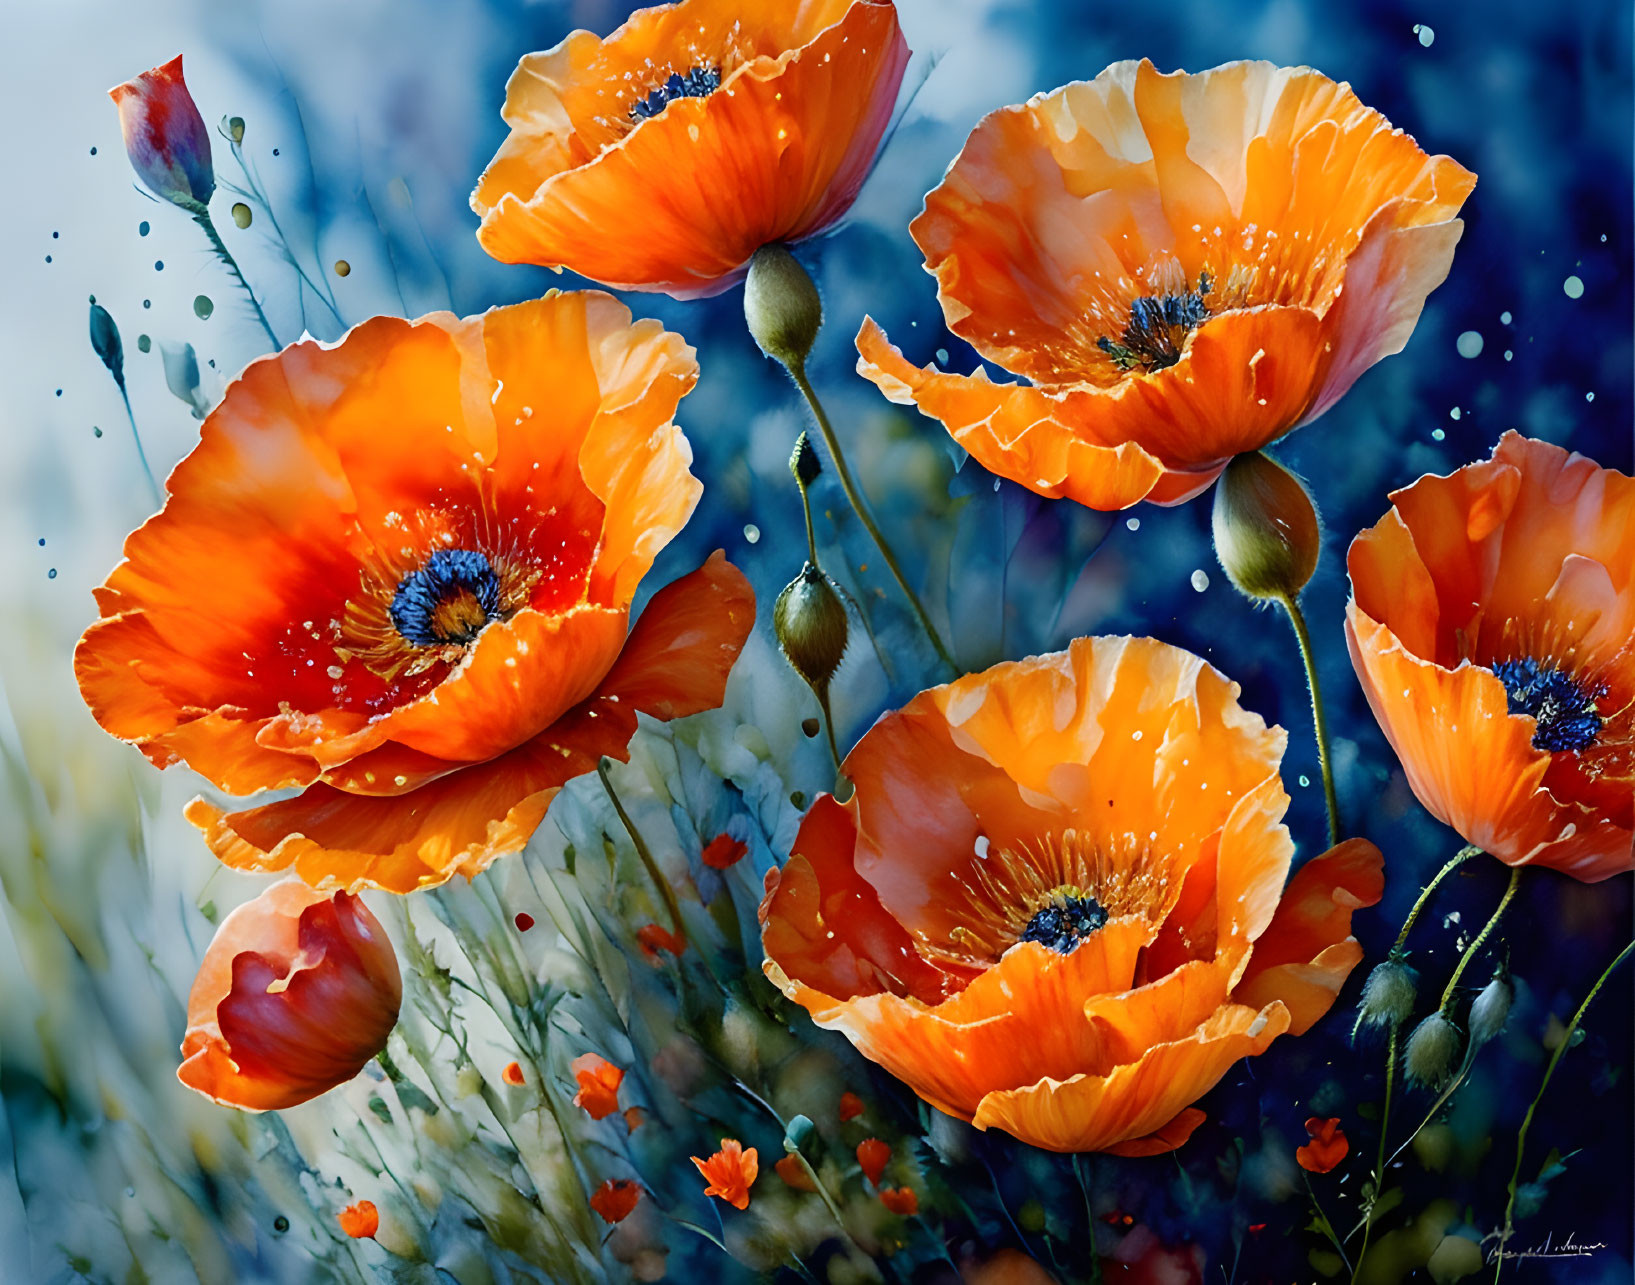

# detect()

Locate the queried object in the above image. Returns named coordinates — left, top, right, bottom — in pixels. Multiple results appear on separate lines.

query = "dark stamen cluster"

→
left=630, top=66, right=722, bottom=121
left=1098, top=271, right=1214, bottom=372
left=1019, top=894, right=1109, bottom=954
left=390, top=548, right=502, bottom=647
left=1493, top=656, right=1605, bottom=752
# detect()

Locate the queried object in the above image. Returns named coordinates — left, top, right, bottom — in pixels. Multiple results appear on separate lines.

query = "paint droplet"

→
left=743, top=524, right=760, bottom=544
left=1504, top=350, right=1513, bottom=362
left=38, top=538, right=45, bottom=546
left=142, top=299, right=151, bottom=310
left=1298, top=774, right=1310, bottom=787
left=139, top=221, right=150, bottom=236
left=194, top=295, right=214, bottom=320
left=1586, top=391, right=1595, bottom=403
left=1500, top=311, right=1512, bottom=325
left=514, top=912, right=535, bottom=932
left=154, top=260, right=164, bottom=271
left=52, top=231, right=59, bottom=240
left=1126, top=517, right=1140, bottom=531
left=1455, top=331, right=1483, bottom=358
left=1190, top=569, right=1210, bottom=592
left=935, top=348, right=949, bottom=365
left=137, top=334, right=151, bottom=353
left=231, top=202, right=253, bottom=229
left=90, top=146, right=98, bottom=155
left=1563, top=275, right=1584, bottom=299
left=802, top=717, right=820, bottom=738
left=93, top=426, right=103, bottom=437
left=333, top=259, right=351, bottom=277
left=44, top=255, right=51, bottom=263
left=47, top=569, right=58, bottom=580
left=1449, top=407, right=1461, bottom=420
left=54, top=389, right=62, bottom=397
left=272, top=147, right=280, bottom=156
left=1432, top=428, right=1445, bottom=441
left=1413, top=23, right=1434, bottom=46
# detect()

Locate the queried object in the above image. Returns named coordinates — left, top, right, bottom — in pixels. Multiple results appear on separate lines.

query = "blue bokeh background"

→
left=1, top=0, right=1629, bottom=1279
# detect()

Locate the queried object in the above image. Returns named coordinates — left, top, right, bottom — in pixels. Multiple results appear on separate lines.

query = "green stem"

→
left=1276, top=591, right=1340, bottom=845
left=786, top=361, right=956, bottom=675
left=194, top=208, right=280, bottom=349
left=1493, top=938, right=1634, bottom=1282
left=597, top=759, right=686, bottom=944
left=1351, top=1023, right=1398, bottom=1281
left=1396, top=846, right=1481, bottom=954
left=1305, top=1171, right=1354, bottom=1275
left=117, top=380, right=161, bottom=506
left=1440, top=866, right=1521, bottom=1013
left=814, top=682, right=843, bottom=780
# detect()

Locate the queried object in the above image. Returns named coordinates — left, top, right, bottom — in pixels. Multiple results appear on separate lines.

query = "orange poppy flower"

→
left=591, top=1178, right=643, bottom=1223
left=774, top=1154, right=817, bottom=1191
left=760, top=636, right=1383, bottom=1154
left=1295, top=1116, right=1349, bottom=1173
left=178, top=880, right=401, bottom=1111
left=856, top=1137, right=890, bottom=1185
left=879, top=1186, right=919, bottom=1216
left=701, top=832, right=750, bottom=869
left=692, top=1138, right=758, bottom=1210
left=838, top=1090, right=865, bottom=1122
left=637, top=922, right=687, bottom=959
left=470, top=0, right=909, bottom=298
left=1347, top=433, right=1633, bottom=879
left=571, top=1052, right=625, bottom=1120
left=857, top=59, right=1475, bottom=510
left=337, top=1200, right=380, bottom=1239
left=74, top=291, right=754, bottom=894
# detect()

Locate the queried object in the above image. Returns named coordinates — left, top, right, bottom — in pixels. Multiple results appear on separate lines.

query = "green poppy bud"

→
left=1468, top=968, right=1514, bottom=1047
left=89, top=301, right=125, bottom=385
left=1211, top=450, right=1322, bottom=601
left=774, top=563, right=848, bottom=692
left=745, top=244, right=822, bottom=370
left=789, top=431, right=822, bottom=489
left=1403, top=1011, right=1463, bottom=1089
left=1357, top=956, right=1419, bottom=1031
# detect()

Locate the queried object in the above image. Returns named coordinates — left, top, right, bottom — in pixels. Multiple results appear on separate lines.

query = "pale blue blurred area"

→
left=1, top=0, right=1630, bottom=1280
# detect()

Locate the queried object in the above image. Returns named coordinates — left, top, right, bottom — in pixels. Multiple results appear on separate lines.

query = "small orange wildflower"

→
left=692, top=1138, right=758, bottom=1210
left=857, top=59, right=1474, bottom=511
left=879, top=1187, right=919, bottom=1216
left=472, top=0, right=910, bottom=298
left=590, top=1178, right=642, bottom=1224
left=701, top=833, right=749, bottom=870
left=74, top=292, right=754, bottom=896
left=178, top=881, right=401, bottom=1111
left=1295, top=1117, right=1349, bottom=1174
left=761, top=636, right=1384, bottom=1153
left=501, top=1061, right=526, bottom=1087
left=838, top=1090, right=865, bottom=1122
left=1347, top=433, right=1633, bottom=879
left=571, top=1053, right=625, bottom=1120
left=637, top=923, right=687, bottom=959
left=856, top=1137, right=891, bottom=1186
left=624, top=1106, right=647, bottom=1133
left=337, top=1200, right=379, bottom=1239
left=774, top=1154, right=817, bottom=1192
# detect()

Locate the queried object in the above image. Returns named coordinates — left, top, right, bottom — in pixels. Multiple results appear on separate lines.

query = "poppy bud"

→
left=1468, top=968, right=1514, bottom=1047
left=109, top=55, right=215, bottom=213
left=1211, top=450, right=1321, bottom=602
left=774, top=563, right=849, bottom=692
left=745, top=244, right=822, bottom=370
left=790, top=431, right=822, bottom=489
left=89, top=301, right=124, bottom=384
left=178, top=881, right=402, bottom=1111
left=1357, top=956, right=1419, bottom=1031
left=1402, top=1011, right=1463, bottom=1089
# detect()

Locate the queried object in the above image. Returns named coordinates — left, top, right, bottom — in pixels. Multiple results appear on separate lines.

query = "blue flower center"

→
left=389, top=549, right=502, bottom=648
left=1493, top=657, right=1605, bottom=752
left=1018, top=893, right=1109, bottom=954
left=630, top=66, right=722, bottom=121
left=1098, top=272, right=1214, bottom=372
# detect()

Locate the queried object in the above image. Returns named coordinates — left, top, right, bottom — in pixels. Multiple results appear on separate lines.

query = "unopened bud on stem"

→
left=790, top=431, right=822, bottom=489
left=745, top=244, right=822, bottom=370
left=1211, top=450, right=1322, bottom=601
left=1403, top=1011, right=1463, bottom=1089
left=774, top=563, right=849, bottom=692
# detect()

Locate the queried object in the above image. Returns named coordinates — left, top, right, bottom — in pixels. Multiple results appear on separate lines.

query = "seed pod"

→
left=1211, top=450, right=1322, bottom=601
left=774, top=563, right=848, bottom=692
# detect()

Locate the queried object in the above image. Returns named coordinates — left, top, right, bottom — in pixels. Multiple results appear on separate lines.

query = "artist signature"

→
left=1482, top=1230, right=1607, bottom=1262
